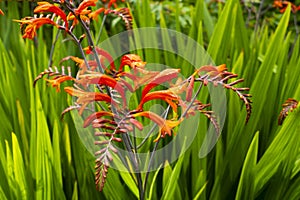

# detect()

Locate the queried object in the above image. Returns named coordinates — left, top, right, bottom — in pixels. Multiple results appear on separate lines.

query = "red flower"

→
left=102, top=0, right=126, bottom=9
left=14, top=17, right=57, bottom=39
left=132, top=111, right=182, bottom=142
left=64, top=87, right=114, bottom=114
left=273, top=1, right=299, bottom=13
left=46, top=76, right=74, bottom=92
left=120, top=54, right=146, bottom=71
left=88, top=8, right=106, bottom=20
left=138, top=90, right=179, bottom=112
left=75, top=0, right=97, bottom=15
left=141, top=68, right=180, bottom=99
left=34, top=2, right=68, bottom=29
left=77, top=74, right=126, bottom=105
left=0, top=9, right=4, bottom=16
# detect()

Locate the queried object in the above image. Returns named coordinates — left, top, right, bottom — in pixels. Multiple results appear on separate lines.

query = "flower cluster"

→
left=34, top=46, right=252, bottom=190
left=14, top=0, right=130, bottom=39
left=20, top=0, right=252, bottom=192
left=273, top=0, right=300, bottom=13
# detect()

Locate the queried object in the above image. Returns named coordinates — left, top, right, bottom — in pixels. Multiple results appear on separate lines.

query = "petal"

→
left=75, top=0, right=97, bottom=15
left=138, top=90, right=178, bottom=111
left=141, top=68, right=180, bottom=99
left=78, top=74, right=126, bottom=104
left=88, top=8, right=105, bottom=20
left=186, top=76, right=194, bottom=102
left=45, top=76, right=74, bottom=92
left=132, top=111, right=182, bottom=142
left=34, top=2, right=68, bottom=29
left=120, top=54, right=146, bottom=71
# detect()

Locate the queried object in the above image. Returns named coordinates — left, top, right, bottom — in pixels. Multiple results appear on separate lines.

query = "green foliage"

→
left=0, top=0, right=299, bottom=200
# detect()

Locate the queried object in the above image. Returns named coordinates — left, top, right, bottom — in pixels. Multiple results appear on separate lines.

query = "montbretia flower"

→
left=131, top=111, right=182, bottom=142
left=88, top=8, right=106, bottom=20
left=34, top=2, right=68, bottom=29
left=0, top=9, right=4, bottom=15
left=138, top=90, right=179, bottom=112
left=120, top=54, right=146, bottom=70
left=141, top=68, right=180, bottom=98
left=273, top=1, right=300, bottom=13
left=14, top=17, right=57, bottom=39
left=77, top=73, right=126, bottom=104
left=64, top=87, right=115, bottom=114
left=103, top=0, right=126, bottom=9
left=196, top=64, right=227, bottom=77
left=45, top=76, right=74, bottom=92
left=75, top=0, right=97, bottom=15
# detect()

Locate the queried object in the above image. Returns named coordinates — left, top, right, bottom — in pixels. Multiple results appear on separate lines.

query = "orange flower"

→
left=64, top=87, right=114, bottom=115
left=0, top=9, right=4, bottom=16
left=75, top=0, right=97, bottom=15
left=78, top=74, right=126, bottom=104
left=65, top=87, right=113, bottom=104
left=273, top=1, right=299, bottom=13
left=45, top=76, right=74, bottom=92
left=34, top=2, right=68, bottom=29
left=103, top=0, right=126, bottom=9
left=196, top=64, right=227, bottom=77
left=88, top=8, right=106, bottom=20
left=132, top=111, right=182, bottom=142
left=141, top=68, right=180, bottom=99
left=138, top=90, right=179, bottom=112
left=14, top=17, right=57, bottom=39
left=120, top=54, right=146, bottom=71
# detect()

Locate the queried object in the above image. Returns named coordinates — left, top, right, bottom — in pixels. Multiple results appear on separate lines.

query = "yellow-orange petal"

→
left=64, top=87, right=86, bottom=97
left=120, top=54, right=146, bottom=71
left=88, top=8, right=105, bottom=20
left=0, top=9, right=4, bottom=15
left=34, top=2, right=68, bottom=29
left=75, top=0, right=97, bottom=15
left=132, top=111, right=182, bottom=142
left=45, top=76, right=74, bottom=92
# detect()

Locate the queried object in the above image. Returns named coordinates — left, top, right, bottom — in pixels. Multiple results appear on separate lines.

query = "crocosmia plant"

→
left=16, top=0, right=252, bottom=198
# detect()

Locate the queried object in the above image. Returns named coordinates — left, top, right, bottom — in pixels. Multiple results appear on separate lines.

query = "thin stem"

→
left=142, top=138, right=161, bottom=200
left=181, top=82, right=203, bottom=118
left=289, top=13, right=299, bottom=58
left=254, top=0, right=265, bottom=33
left=65, top=28, right=90, bottom=70
left=48, top=29, right=61, bottom=68
left=141, top=106, right=170, bottom=199
left=96, top=14, right=107, bottom=45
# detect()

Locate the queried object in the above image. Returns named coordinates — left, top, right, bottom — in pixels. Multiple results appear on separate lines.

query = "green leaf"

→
left=235, top=132, right=259, bottom=200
